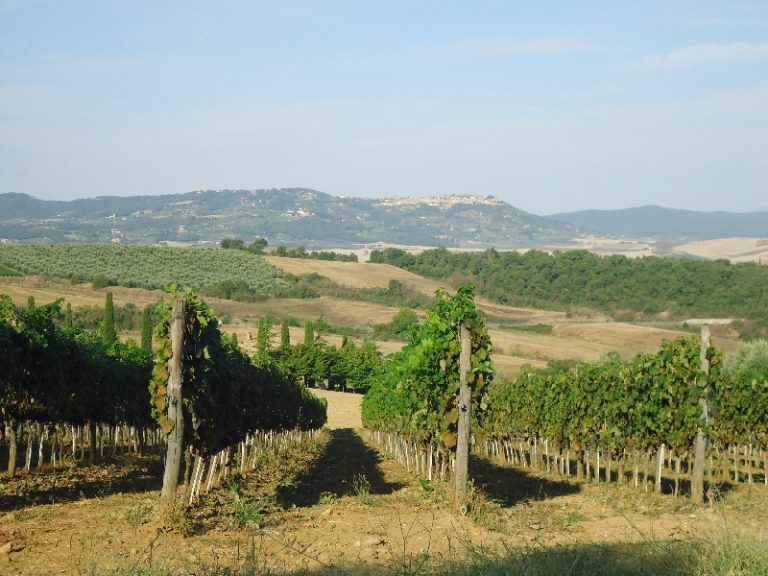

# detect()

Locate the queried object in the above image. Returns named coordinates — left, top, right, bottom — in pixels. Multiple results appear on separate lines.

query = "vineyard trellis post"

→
left=160, top=297, right=185, bottom=510
left=455, top=323, right=472, bottom=502
left=691, top=324, right=711, bottom=504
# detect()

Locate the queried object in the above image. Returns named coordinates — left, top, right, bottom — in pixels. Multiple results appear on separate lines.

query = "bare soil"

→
left=2, top=391, right=766, bottom=575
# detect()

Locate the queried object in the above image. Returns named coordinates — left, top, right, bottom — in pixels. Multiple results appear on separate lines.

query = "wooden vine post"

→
left=161, top=297, right=186, bottom=510
left=691, top=324, right=711, bottom=504
left=455, top=323, right=472, bottom=502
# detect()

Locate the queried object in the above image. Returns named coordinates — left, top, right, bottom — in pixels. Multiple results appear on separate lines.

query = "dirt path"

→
left=1, top=391, right=767, bottom=575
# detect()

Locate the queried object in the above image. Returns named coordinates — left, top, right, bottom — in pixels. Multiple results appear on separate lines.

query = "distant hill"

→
left=549, top=205, right=768, bottom=241
left=3, top=191, right=766, bottom=249
left=0, top=189, right=576, bottom=247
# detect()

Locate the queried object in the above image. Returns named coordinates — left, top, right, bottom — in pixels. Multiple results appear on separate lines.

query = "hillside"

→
left=0, top=189, right=576, bottom=247
left=549, top=205, right=768, bottom=241
left=0, top=272, right=709, bottom=380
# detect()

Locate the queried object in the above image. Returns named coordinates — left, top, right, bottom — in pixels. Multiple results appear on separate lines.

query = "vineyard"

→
left=362, top=286, right=768, bottom=498
left=1, top=277, right=767, bottom=575
left=0, top=244, right=289, bottom=293
left=1, top=289, right=327, bottom=511
left=1, top=294, right=156, bottom=475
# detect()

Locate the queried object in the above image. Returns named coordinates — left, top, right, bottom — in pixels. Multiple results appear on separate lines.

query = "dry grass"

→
left=265, top=256, right=448, bottom=294
left=1, top=273, right=717, bottom=379
left=0, top=275, right=165, bottom=308
left=673, top=237, right=768, bottom=264
left=310, top=389, right=363, bottom=429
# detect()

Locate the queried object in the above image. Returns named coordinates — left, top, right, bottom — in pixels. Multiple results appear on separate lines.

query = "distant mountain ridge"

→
left=0, top=189, right=576, bottom=247
left=549, top=205, right=768, bottom=241
left=2, top=191, right=766, bottom=248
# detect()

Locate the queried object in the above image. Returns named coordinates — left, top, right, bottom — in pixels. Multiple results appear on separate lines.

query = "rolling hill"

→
left=549, top=205, right=768, bottom=241
left=0, top=189, right=576, bottom=247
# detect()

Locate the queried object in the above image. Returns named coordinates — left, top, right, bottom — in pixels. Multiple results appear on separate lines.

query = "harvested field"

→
left=673, top=237, right=768, bottom=263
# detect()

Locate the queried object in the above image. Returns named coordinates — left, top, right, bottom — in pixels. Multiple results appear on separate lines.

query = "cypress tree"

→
left=102, top=292, right=117, bottom=344
left=65, top=302, right=73, bottom=329
left=230, top=332, right=239, bottom=347
left=257, top=317, right=270, bottom=356
left=27, top=295, right=35, bottom=310
left=280, top=319, right=291, bottom=350
left=304, top=320, right=314, bottom=348
left=140, top=305, right=153, bottom=352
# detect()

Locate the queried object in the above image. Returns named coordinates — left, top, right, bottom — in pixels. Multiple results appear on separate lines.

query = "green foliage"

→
left=256, top=316, right=270, bottom=357
left=27, top=295, right=35, bottom=310
left=91, top=273, right=111, bottom=289
left=373, top=308, right=419, bottom=340
left=352, top=473, right=372, bottom=505
left=63, top=301, right=142, bottom=332
left=276, top=337, right=381, bottom=393
left=276, top=272, right=431, bottom=308
left=0, top=293, right=153, bottom=428
left=140, top=305, right=153, bottom=352
left=304, top=320, right=315, bottom=348
left=0, top=263, right=21, bottom=276
left=501, top=323, right=553, bottom=335
left=714, top=340, right=768, bottom=446
left=475, top=335, right=767, bottom=457
left=373, top=247, right=768, bottom=325
left=280, top=319, right=290, bottom=351
left=149, top=289, right=326, bottom=456
left=102, top=292, right=117, bottom=344
left=249, top=237, right=268, bottom=255
left=271, top=245, right=358, bottom=261
left=220, top=238, right=245, bottom=250
left=202, top=279, right=265, bottom=302
left=362, top=285, right=493, bottom=451
left=0, top=244, right=289, bottom=294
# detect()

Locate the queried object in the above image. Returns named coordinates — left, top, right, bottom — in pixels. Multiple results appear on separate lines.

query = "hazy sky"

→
left=1, top=1, right=767, bottom=214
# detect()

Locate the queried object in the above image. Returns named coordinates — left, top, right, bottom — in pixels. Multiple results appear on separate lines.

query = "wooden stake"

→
left=160, top=297, right=186, bottom=510
left=455, top=323, right=472, bottom=501
left=691, top=325, right=711, bottom=504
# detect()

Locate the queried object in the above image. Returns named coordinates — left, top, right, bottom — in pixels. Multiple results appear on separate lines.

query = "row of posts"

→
left=156, top=303, right=715, bottom=509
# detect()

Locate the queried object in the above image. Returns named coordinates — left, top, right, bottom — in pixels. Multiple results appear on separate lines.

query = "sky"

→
left=1, top=1, right=767, bottom=214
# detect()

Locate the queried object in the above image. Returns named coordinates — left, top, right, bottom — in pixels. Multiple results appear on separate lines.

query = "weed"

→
left=161, top=507, right=196, bottom=537
left=121, top=497, right=158, bottom=533
left=352, top=473, right=373, bottom=505
left=319, top=491, right=339, bottom=505
left=225, top=472, right=246, bottom=498
left=464, top=482, right=506, bottom=532
left=417, top=479, right=434, bottom=492
left=233, top=497, right=268, bottom=528
left=553, top=509, right=586, bottom=529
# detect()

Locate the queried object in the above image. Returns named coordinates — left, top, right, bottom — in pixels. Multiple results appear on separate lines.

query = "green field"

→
left=0, top=244, right=289, bottom=292
left=0, top=262, right=21, bottom=276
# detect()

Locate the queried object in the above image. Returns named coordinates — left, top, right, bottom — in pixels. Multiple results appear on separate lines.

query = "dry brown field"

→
left=673, top=237, right=768, bottom=264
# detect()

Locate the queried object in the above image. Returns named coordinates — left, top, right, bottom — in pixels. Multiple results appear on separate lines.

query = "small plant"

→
left=233, top=498, right=268, bottom=528
left=319, top=491, right=339, bottom=505
left=161, top=507, right=196, bottom=537
left=225, top=472, right=245, bottom=497
left=554, top=509, right=587, bottom=529
left=465, top=482, right=506, bottom=532
left=418, top=478, right=434, bottom=492
left=122, top=498, right=159, bottom=532
left=352, top=472, right=372, bottom=504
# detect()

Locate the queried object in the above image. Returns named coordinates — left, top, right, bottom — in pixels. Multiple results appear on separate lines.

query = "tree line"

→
left=370, top=247, right=768, bottom=337
left=220, top=236, right=358, bottom=261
